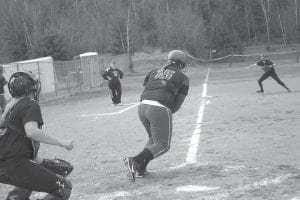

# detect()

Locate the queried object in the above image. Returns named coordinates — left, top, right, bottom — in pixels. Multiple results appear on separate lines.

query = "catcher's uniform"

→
left=139, top=64, right=189, bottom=158
left=256, top=59, right=289, bottom=92
left=0, top=74, right=7, bottom=113
left=0, top=97, right=72, bottom=200
left=102, top=67, right=123, bottom=105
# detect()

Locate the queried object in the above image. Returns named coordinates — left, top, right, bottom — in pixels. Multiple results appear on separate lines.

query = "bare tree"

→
left=244, top=3, right=251, bottom=43
left=276, top=0, right=287, bottom=45
left=259, top=0, right=270, bottom=45
left=295, top=0, right=299, bottom=29
left=126, top=1, right=134, bottom=72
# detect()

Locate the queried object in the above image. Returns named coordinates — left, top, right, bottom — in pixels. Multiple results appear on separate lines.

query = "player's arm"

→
left=172, top=94, right=187, bottom=114
left=143, top=71, right=153, bottom=86
left=24, top=122, right=73, bottom=150
left=172, top=79, right=189, bottom=114
left=102, top=71, right=112, bottom=81
left=118, top=69, right=124, bottom=79
left=267, top=60, right=276, bottom=67
left=102, top=72, right=108, bottom=80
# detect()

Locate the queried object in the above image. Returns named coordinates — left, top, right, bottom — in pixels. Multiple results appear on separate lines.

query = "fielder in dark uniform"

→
left=123, top=50, right=189, bottom=182
left=102, top=62, right=123, bottom=106
left=247, top=54, right=291, bottom=93
left=0, top=71, right=74, bottom=200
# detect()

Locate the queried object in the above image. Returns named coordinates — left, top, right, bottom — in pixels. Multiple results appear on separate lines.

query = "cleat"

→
left=256, top=90, right=264, bottom=93
left=123, top=157, right=136, bottom=182
left=135, top=169, right=149, bottom=178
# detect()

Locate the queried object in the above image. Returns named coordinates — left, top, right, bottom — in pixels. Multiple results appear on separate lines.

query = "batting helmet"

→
left=8, top=71, right=41, bottom=101
left=167, top=50, right=187, bottom=69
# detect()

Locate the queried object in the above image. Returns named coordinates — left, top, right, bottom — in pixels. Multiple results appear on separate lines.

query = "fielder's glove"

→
left=41, top=158, right=73, bottom=177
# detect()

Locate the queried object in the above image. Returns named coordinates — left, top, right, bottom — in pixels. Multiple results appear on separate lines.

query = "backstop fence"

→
left=1, top=54, right=128, bottom=102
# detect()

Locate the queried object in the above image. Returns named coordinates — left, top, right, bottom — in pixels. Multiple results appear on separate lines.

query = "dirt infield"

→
left=0, top=63, right=299, bottom=200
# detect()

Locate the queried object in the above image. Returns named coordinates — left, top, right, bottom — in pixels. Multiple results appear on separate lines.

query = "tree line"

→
left=0, top=0, right=299, bottom=63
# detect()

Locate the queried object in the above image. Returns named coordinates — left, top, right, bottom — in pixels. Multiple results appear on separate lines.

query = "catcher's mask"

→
left=167, top=50, right=187, bottom=70
left=8, top=71, right=41, bottom=101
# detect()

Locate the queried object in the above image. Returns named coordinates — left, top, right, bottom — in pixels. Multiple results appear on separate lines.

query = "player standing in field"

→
left=102, top=62, right=124, bottom=106
left=247, top=54, right=291, bottom=93
left=0, top=71, right=74, bottom=200
left=123, top=50, right=189, bottom=182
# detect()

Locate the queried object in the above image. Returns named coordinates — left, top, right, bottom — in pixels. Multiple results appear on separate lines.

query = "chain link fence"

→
left=200, top=44, right=300, bottom=68
left=1, top=54, right=128, bottom=102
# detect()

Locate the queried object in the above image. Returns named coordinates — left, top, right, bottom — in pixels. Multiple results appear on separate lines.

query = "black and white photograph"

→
left=0, top=0, right=299, bottom=200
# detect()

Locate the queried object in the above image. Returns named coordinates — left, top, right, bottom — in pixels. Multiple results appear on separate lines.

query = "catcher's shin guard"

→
left=44, top=176, right=72, bottom=200
left=39, top=158, right=73, bottom=200
left=18, top=158, right=73, bottom=200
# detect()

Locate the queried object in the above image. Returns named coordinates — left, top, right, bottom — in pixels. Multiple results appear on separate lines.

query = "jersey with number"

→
left=140, top=64, right=189, bottom=111
left=257, top=59, right=274, bottom=72
left=102, top=67, right=123, bottom=84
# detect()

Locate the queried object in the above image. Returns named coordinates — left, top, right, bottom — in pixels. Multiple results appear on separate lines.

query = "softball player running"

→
left=124, top=50, right=189, bottom=182
left=0, top=71, right=73, bottom=200
left=247, top=54, right=291, bottom=93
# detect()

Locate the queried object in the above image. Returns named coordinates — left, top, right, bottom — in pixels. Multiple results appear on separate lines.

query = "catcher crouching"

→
left=0, top=71, right=74, bottom=200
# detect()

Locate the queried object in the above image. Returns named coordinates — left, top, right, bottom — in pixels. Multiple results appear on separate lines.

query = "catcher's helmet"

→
left=8, top=71, right=41, bottom=101
left=167, top=50, right=187, bottom=69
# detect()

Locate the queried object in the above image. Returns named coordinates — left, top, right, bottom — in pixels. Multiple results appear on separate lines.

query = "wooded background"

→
left=0, top=0, right=299, bottom=63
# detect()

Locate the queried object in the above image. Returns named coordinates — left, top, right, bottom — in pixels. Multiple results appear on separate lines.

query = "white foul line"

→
left=81, top=103, right=139, bottom=117
left=237, top=173, right=298, bottom=191
left=186, top=68, right=210, bottom=164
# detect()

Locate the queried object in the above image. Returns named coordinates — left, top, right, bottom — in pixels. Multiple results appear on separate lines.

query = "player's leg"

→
left=145, top=106, right=173, bottom=158
left=6, top=187, right=31, bottom=200
left=123, top=104, right=151, bottom=182
left=0, top=168, right=29, bottom=200
left=134, top=105, right=172, bottom=176
left=257, top=71, right=271, bottom=93
left=270, top=69, right=291, bottom=92
left=3, top=158, right=72, bottom=200
left=134, top=104, right=156, bottom=177
left=108, top=83, right=117, bottom=105
left=116, top=82, right=122, bottom=104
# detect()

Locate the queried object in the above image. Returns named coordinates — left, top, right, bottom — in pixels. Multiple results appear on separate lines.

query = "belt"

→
left=141, top=100, right=166, bottom=108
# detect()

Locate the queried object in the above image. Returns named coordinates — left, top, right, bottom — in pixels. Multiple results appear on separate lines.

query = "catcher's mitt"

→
left=41, top=158, right=73, bottom=177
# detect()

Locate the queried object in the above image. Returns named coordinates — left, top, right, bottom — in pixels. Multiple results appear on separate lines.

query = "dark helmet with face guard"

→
left=8, top=71, right=41, bottom=101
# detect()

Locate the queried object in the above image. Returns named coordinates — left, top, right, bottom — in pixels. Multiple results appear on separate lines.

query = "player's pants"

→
left=108, top=81, right=122, bottom=104
left=0, top=157, right=72, bottom=200
left=258, top=67, right=288, bottom=91
left=138, top=101, right=173, bottom=158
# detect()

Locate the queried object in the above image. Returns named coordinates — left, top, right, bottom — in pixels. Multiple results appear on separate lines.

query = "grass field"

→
left=0, top=61, right=300, bottom=200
